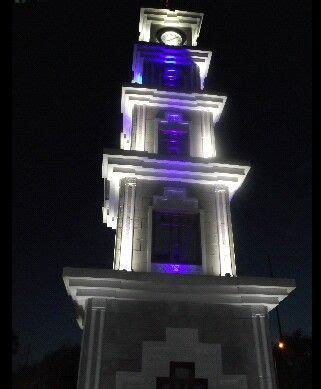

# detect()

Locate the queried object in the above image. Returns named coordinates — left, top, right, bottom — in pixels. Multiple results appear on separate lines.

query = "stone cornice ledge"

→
left=63, top=267, right=295, bottom=314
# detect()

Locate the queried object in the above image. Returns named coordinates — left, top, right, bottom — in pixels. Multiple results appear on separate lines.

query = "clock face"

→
left=157, top=28, right=186, bottom=46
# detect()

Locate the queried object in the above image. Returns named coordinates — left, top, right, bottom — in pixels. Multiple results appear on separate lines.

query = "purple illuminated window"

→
left=159, top=111, right=189, bottom=156
left=158, top=128, right=189, bottom=156
left=162, top=65, right=182, bottom=88
left=152, top=211, right=201, bottom=265
left=141, top=51, right=201, bottom=91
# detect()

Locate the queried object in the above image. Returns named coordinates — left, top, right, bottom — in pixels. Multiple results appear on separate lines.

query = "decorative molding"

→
left=215, top=186, right=234, bottom=276
left=63, top=268, right=296, bottom=323
left=102, top=152, right=250, bottom=229
left=78, top=300, right=107, bottom=389
left=153, top=187, right=199, bottom=213
left=121, top=86, right=226, bottom=150
left=138, top=8, right=203, bottom=46
left=118, top=178, right=137, bottom=271
left=252, top=313, right=276, bottom=389
left=116, top=327, right=247, bottom=389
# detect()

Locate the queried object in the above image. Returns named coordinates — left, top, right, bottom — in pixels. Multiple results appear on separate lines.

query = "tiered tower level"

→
left=102, top=8, right=249, bottom=276
left=63, top=8, right=295, bottom=389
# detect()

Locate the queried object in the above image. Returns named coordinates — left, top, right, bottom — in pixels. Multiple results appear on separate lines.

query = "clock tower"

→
left=64, top=7, right=295, bottom=389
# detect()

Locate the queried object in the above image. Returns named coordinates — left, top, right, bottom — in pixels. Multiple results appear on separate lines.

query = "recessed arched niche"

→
left=147, top=187, right=204, bottom=275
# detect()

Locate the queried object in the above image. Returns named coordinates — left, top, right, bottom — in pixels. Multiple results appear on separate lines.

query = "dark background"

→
left=12, top=0, right=312, bottom=367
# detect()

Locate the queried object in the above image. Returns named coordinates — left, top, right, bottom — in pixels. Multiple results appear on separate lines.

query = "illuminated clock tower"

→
left=64, top=7, right=295, bottom=389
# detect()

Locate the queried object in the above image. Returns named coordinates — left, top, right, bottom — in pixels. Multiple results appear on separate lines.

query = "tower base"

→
left=63, top=268, right=295, bottom=389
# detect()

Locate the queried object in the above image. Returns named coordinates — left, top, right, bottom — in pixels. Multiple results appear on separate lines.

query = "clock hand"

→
left=167, top=35, right=178, bottom=41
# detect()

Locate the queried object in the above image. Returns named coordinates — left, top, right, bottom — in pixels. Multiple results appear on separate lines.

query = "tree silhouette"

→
left=13, top=344, right=80, bottom=389
left=273, top=329, right=312, bottom=388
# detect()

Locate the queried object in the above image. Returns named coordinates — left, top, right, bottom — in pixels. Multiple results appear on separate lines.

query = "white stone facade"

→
left=63, top=268, right=294, bottom=389
left=120, top=87, right=225, bottom=155
left=63, top=5, right=296, bottom=389
left=112, top=180, right=237, bottom=276
left=116, top=327, right=247, bottom=389
left=138, top=8, right=203, bottom=46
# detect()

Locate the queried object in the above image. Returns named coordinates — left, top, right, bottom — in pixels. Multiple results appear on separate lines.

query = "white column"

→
left=199, top=209, right=208, bottom=274
left=78, top=299, right=107, bottom=389
left=201, top=111, right=215, bottom=158
left=84, top=309, right=96, bottom=388
left=260, top=316, right=274, bottom=389
left=146, top=206, right=153, bottom=272
left=134, top=104, right=146, bottom=151
left=252, top=314, right=265, bottom=389
left=252, top=313, right=276, bottom=389
left=94, top=308, right=106, bottom=389
left=119, top=177, right=137, bottom=271
left=215, top=186, right=233, bottom=276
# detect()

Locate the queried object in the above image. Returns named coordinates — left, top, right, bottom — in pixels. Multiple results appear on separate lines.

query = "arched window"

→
left=152, top=211, right=201, bottom=266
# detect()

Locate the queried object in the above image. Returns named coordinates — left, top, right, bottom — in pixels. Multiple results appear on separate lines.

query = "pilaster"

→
left=251, top=308, right=277, bottom=389
left=201, top=111, right=215, bottom=158
left=118, top=178, right=137, bottom=271
left=215, top=186, right=235, bottom=276
left=78, top=299, right=107, bottom=389
left=132, top=105, right=147, bottom=151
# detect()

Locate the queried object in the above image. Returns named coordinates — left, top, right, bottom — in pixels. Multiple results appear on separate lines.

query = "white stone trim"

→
left=63, top=268, right=296, bottom=319
left=252, top=315, right=265, bottom=389
left=146, top=206, right=153, bottom=272
left=119, top=178, right=137, bottom=271
left=121, top=86, right=226, bottom=151
left=77, top=300, right=107, bottom=389
left=201, top=110, right=215, bottom=158
left=84, top=308, right=96, bottom=388
left=116, top=327, right=247, bottom=389
left=93, top=309, right=105, bottom=389
left=260, top=315, right=274, bottom=389
left=215, top=186, right=233, bottom=276
left=199, top=209, right=208, bottom=274
left=102, top=152, right=250, bottom=229
left=252, top=313, right=276, bottom=389
left=132, top=104, right=146, bottom=151
left=153, top=186, right=199, bottom=213
left=138, top=8, right=204, bottom=46
left=77, top=300, right=88, bottom=389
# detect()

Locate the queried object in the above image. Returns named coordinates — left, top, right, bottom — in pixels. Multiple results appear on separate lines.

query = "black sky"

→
left=12, top=0, right=311, bottom=366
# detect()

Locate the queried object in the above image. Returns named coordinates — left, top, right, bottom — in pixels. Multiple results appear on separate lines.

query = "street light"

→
left=278, top=340, right=285, bottom=349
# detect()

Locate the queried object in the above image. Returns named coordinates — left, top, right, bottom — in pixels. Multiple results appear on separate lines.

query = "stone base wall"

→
left=77, top=299, right=276, bottom=389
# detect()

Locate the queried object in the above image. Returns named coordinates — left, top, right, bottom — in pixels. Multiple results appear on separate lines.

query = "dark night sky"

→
left=12, top=0, right=311, bottom=366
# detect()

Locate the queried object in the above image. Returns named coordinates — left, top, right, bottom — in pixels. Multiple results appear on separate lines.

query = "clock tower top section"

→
left=139, top=8, right=204, bottom=47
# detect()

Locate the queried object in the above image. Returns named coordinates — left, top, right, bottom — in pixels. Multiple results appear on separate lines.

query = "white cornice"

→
left=102, top=151, right=250, bottom=229
left=121, top=86, right=226, bottom=150
left=139, top=8, right=204, bottom=46
left=63, top=267, right=296, bottom=328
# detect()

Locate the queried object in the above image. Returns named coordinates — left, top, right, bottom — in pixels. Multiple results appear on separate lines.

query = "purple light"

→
left=165, top=111, right=183, bottom=122
left=151, top=263, right=202, bottom=274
